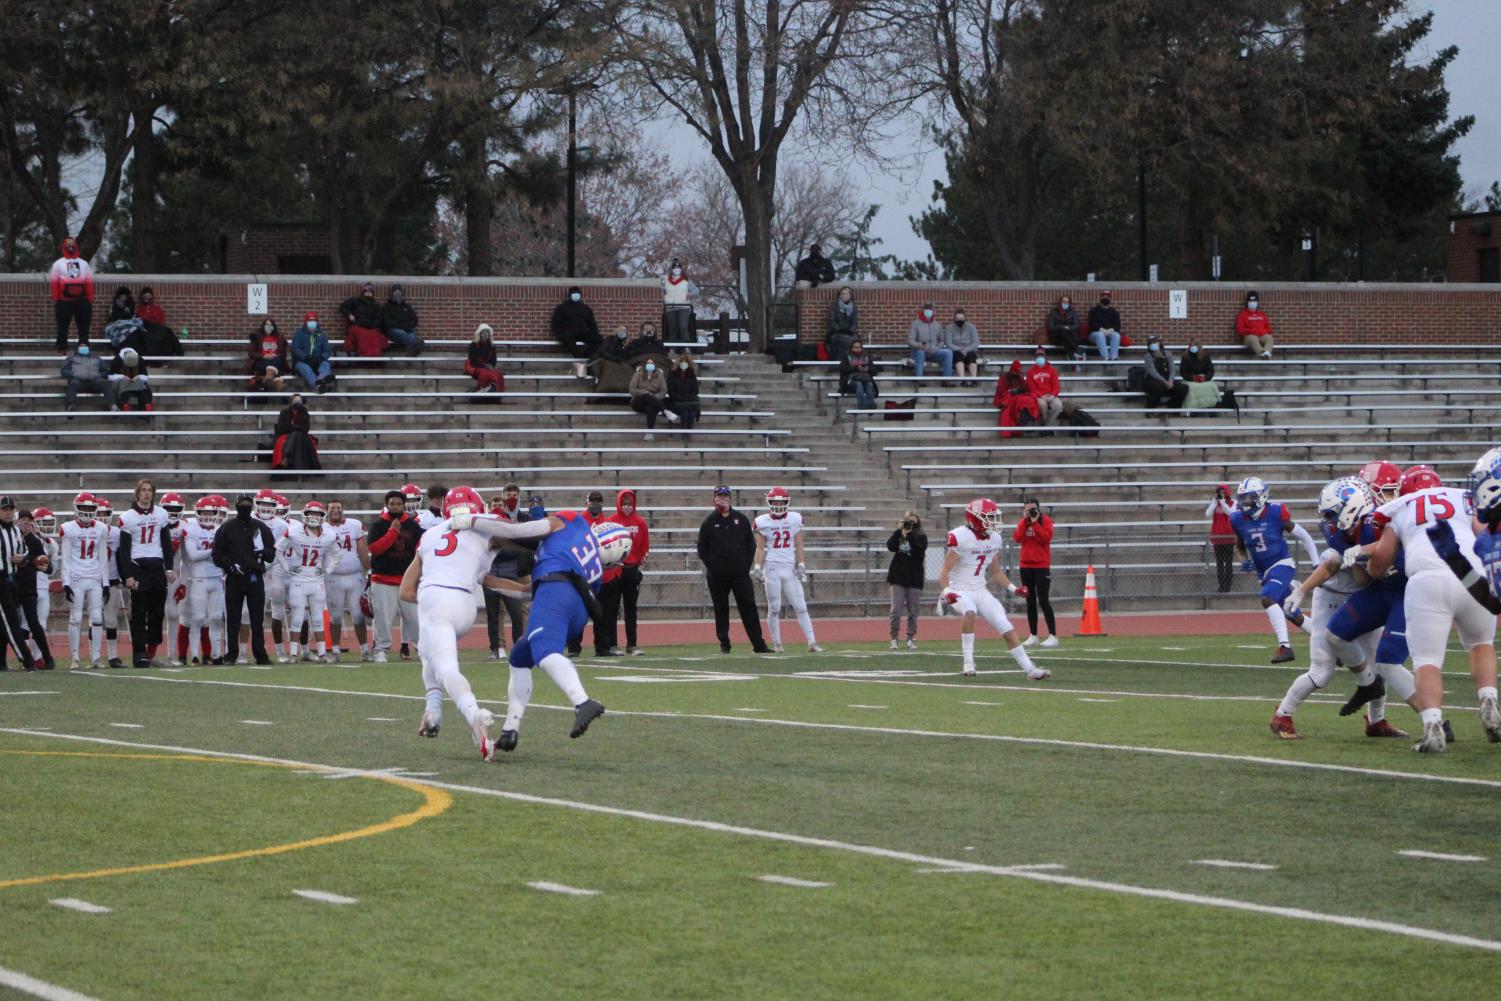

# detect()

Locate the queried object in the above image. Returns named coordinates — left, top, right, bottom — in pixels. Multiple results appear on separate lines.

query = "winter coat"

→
left=886, top=528, right=927, bottom=589
left=667, top=368, right=700, bottom=407
left=380, top=298, right=418, bottom=332
left=468, top=339, right=498, bottom=370
left=827, top=300, right=859, bottom=340
left=550, top=298, right=600, bottom=347
left=1087, top=303, right=1121, bottom=333
left=1144, top=349, right=1177, bottom=389
left=61, top=350, right=107, bottom=382
left=994, top=360, right=1039, bottom=438
left=339, top=294, right=383, bottom=329
left=291, top=325, right=332, bottom=368
left=136, top=302, right=165, bottom=327
left=629, top=365, right=667, bottom=401
left=1047, top=305, right=1081, bottom=352
left=794, top=253, right=835, bottom=286
left=906, top=315, right=945, bottom=352
left=944, top=320, right=980, bottom=354
left=247, top=331, right=290, bottom=375
left=839, top=350, right=878, bottom=395
left=1180, top=349, right=1215, bottom=382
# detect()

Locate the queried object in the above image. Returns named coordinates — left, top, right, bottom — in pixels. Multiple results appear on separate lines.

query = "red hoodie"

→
left=612, top=489, right=650, bottom=569
left=1012, top=512, right=1054, bottom=568
left=1025, top=359, right=1060, bottom=398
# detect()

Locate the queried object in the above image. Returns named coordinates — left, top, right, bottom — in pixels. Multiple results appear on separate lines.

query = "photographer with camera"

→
left=1206, top=483, right=1236, bottom=593
left=886, top=511, right=927, bottom=649
left=1013, top=498, right=1058, bottom=647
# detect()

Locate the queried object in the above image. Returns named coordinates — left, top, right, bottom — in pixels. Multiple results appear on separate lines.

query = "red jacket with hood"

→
left=610, top=489, right=650, bottom=570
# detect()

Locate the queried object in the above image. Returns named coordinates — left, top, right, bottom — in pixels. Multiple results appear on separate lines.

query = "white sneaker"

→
left=1021, top=636, right=1039, bottom=648
left=889, top=639, right=898, bottom=650
left=1414, top=719, right=1448, bottom=753
left=808, top=643, right=823, bottom=653
left=1040, top=636, right=1060, bottom=648
left=236, top=655, right=248, bottom=665
left=360, top=649, right=370, bottom=662
left=1481, top=696, right=1501, bottom=743
left=1026, top=667, right=1052, bottom=681
left=70, top=658, right=81, bottom=671
left=627, top=647, right=644, bottom=656
left=1260, top=351, right=1272, bottom=360
left=962, top=663, right=976, bottom=677
left=471, top=708, right=497, bottom=761
left=643, top=432, right=655, bottom=441
left=89, top=659, right=102, bottom=670
left=664, top=410, right=681, bottom=424
left=372, top=651, right=388, bottom=663
left=300, top=651, right=315, bottom=663
left=906, top=639, right=917, bottom=650
left=166, top=656, right=182, bottom=667
left=771, top=642, right=784, bottom=653
left=327, top=650, right=342, bottom=663
left=277, top=654, right=289, bottom=664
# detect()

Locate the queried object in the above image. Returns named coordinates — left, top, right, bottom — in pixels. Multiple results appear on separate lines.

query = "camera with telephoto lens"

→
left=901, top=519, right=916, bottom=531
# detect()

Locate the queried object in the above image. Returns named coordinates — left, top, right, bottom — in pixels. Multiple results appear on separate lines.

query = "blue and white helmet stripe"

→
left=1235, top=476, right=1269, bottom=515
left=1468, top=446, right=1501, bottom=521
left=1317, top=476, right=1374, bottom=532
left=591, top=520, right=633, bottom=566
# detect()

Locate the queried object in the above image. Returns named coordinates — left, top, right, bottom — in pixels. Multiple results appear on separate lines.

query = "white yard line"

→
left=0, top=691, right=60, bottom=697
left=49, top=898, right=111, bottom=915
left=757, top=875, right=831, bottom=888
left=107, top=723, right=143, bottom=729
left=0, top=964, right=105, bottom=1001
left=1078, top=699, right=1119, bottom=703
left=527, top=881, right=599, bottom=897
left=1398, top=850, right=1487, bottom=863
left=962, top=701, right=1003, bottom=706
left=6, top=727, right=1501, bottom=955
left=366, top=717, right=401, bottom=722
left=238, top=720, right=275, bottom=726
left=733, top=708, right=767, bottom=713
left=1194, top=860, right=1278, bottom=872
left=293, top=889, right=357, bottom=905
left=847, top=704, right=888, bottom=710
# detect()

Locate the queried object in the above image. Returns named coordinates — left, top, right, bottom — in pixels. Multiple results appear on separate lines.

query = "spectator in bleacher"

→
left=106, top=347, right=152, bottom=412
left=551, top=285, right=603, bottom=362
left=1014, top=498, right=1058, bottom=647
left=794, top=243, right=836, bottom=288
left=483, top=486, right=533, bottom=659
left=292, top=312, right=335, bottom=393
left=339, top=281, right=388, bottom=358
left=1178, top=336, right=1222, bottom=410
left=379, top=284, right=422, bottom=355
left=945, top=307, right=982, bottom=386
left=1236, top=290, right=1274, bottom=359
left=826, top=286, right=860, bottom=359
left=629, top=358, right=675, bottom=440
left=840, top=338, right=879, bottom=411
left=1046, top=295, right=1082, bottom=360
left=588, top=326, right=635, bottom=397
left=49, top=236, right=95, bottom=353
left=627, top=321, right=667, bottom=364
left=132, top=287, right=183, bottom=359
left=246, top=319, right=289, bottom=392
left=886, top=511, right=926, bottom=650
left=272, top=393, right=320, bottom=471
left=1142, top=335, right=1186, bottom=409
left=136, top=287, right=164, bottom=327
left=107, top=286, right=136, bottom=323
left=601, top=325, right=631, bottom=361
left=1025, top=350, right=1064, bottom=425
left=465, top=323, right=505, bottom=395
left=697, top=485, right=772, bottom=653
left=61, top=343, right=109, bottom=412
left=666, top=352, right=701, bottom=430
left=103, top=286, right=144, bottom=354
left=907, top=302, right=952, bottom=379
left=1206, top=484, right=1236, bottom=592
left=661, top=258, right=699, bottom=347
left=994, top=358, right=1040, bottom=437
left=1086, top=290, right=1123, bottom=360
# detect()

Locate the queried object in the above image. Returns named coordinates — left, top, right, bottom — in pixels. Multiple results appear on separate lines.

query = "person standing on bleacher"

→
left=660, top=258, right=699, bottom=347
left=49, top=236, right=95, bottom=354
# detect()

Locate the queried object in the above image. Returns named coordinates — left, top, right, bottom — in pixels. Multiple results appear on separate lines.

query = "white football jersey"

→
left=35, top=536, right=58, bottom=580
left=261, top=517, right=291, bottom=575
left=945, top=524, right=1003, bottom=591
left=181, top=522, right=222, bottom=580
left=118, top=504, right=170, bottom=561
left=326, top=517, right=365, bottom=575
left=417, top=521, right=493, bottom=594
left=106, top=524, right=122, bottom=581
left=1375, top=487, right=1479, bottom=579
left=58, top=520, right=109, bottom=584
left=754, top=511, right=803, bottom=566
left=280, top=524, right=341, bottom=579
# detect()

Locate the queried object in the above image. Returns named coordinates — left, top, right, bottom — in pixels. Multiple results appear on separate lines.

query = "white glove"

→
left=1282, top=584, right=1305, bottom=617
left=450, top=510, right=474, bottom=531
left=795, top=562, right=808, bottom=582
left=751, top=565, right=764, bottom=583
left=1340, top=546, right=1364, bottom=570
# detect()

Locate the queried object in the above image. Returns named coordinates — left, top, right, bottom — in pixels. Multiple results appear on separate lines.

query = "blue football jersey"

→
left=531, top=511, right=604, bottom=591
left=1476, top=525, right=1501, bottom=600
left=1229, top=503, right=1292, bottom=574
left=1325, top=514, right=1405, bottom=580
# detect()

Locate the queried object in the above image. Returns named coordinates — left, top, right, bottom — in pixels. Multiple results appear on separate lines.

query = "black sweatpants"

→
left=0, top=579, right=38, bottom=670
left=706, top=573, right=765, bottom=649
left=619, top=565, right=642, bottom=649
left=55, top=298, right=92, bottom=350
left=1213, top=543, right=1236, bottom=593
left=16, top=587, right=52, bottom=665
left=484, top=587, right=526, bottom=650
left=595, top=576, right=624, bottom=653
left=224, top=573, right=268, bottom=663
left=127, top=560, right=168, bottom=665
left=1019, top=566, right=1056, bottom=637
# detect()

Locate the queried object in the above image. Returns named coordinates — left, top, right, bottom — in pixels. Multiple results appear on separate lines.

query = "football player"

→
left=322, top=499, right=369, bottom=661
left=59, top=493, right=108, bottom=668
left=160, top=492, right=188, bottom=665
left=97, top=497, right=126, bottom=668
left=1426, top=447, right=1501, bottom=618
left=253, top=489, right=292, bottom=663
left=752, top=487, right=822, bottom=654
left=1367, top=465, right=1499, bottom=753
left=399, top=482, right=429, bottom=659
left=183, top=496, right=228, bottom=664
left=937, top=498, right=1050, bottom=681
left=1273, top=477, right=1410, bottom=740
left=279, top=501, right=341, bottom=662
left=1229, top=476, right=1321, bottom=663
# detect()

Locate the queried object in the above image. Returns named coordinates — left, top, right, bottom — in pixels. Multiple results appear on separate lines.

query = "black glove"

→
left=253, top=561, right=268, bottom=576
left=64, top=585, right=74, bottom=603
left=102, top=585, right=110, bottom=602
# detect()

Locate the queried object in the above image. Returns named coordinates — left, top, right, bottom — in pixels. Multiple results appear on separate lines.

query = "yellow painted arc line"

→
left=0, top=750, right=452, bottom=890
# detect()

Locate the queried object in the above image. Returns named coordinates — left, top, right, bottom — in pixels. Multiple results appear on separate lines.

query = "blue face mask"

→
left=644, top=363, right=656, bottom=373
left=78, top=345, right=90, bottom=356
left=922, top=309, right=933, bottom=320
left=1189, top=345, right=1200, bottom=355
left=307, top=321, right=319, bottom=332
left=570, top=292, right=581, bottom=302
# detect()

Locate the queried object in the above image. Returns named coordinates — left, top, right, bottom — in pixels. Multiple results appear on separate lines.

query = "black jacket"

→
left=1087, top=304, right=1121, bottom=333
left=697, top=508, right=756, bottom=577
left=794, top=253, right=835, bottom=286
left=839, top=351, right=878, bottom=395
left=381, top=299, right=418, bottom=331
left=886, top=529, right=928, bottom=589
left=339, top=294, right=383, bottom=328
left=212, top=514, right=276, bottom=577
left=1180, top=350, right=1215, bottom=381
left=550, top=299, right=600, bottom=347
left=12, top=532, right=47, bottom=598
left=667, top=369, right=699, bottom=406
left=366, top=511, right=424, bottom=583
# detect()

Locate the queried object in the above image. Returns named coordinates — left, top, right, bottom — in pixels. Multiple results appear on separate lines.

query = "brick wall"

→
left=1447, top=212, right=1501, bottom=284
left=0, top=274, right=662, bottom=345
left=796, top=281, right=1501, bottom=347
left=222, top=224, right=342, bottom=274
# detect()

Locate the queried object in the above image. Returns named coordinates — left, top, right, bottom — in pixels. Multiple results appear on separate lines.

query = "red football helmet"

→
left=1399, top=465, right=1442, bottom=496
left=402, top=483, right=424, bottom=507
left=1358, top=461, right=1402, bottom=503
left=964, top=498, right=1002, bottom=536
left=273, top=493, right=290, bottom=517
left=95, top=497, right=113, bottom=520
left=302, top=500, right=326, bottom=529
left=161, top=491, right=185, bottom=523
left=443, top=486, right=485, bottom=519
left=766, top=486, right=790, bottom=516
left=195, top=495, right=222, bottom=528
left=254, top=488, right=278, bottom=518
left=33, top=507, right=56, bottom=535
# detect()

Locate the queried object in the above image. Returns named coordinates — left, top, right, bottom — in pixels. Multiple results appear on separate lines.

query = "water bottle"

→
left=180, top=325, right=189, bottom=341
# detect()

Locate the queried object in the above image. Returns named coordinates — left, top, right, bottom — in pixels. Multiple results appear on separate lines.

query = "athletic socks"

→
left=455, top=691, right=480, bottom=729
left=424, top=686, right=443, bottom=726
left=1420, top=707, right=1444, bottom=727
left=68, top=623, right=80, bottom=660
left=960, top=633, right=975, bottom=661
left=1354, top=666, right=1376, bottom=687
left=1265, top=604, right=1290, bottom=646
left=539, top=652, right=589, bottom=705
left=1277, top=672, right=1320, bottom=717
left=1007, top=644, right=1037, bottom=673
left=505, top=667, right=534, bottom=731
left=1367, top=697, right=1386, bottom=723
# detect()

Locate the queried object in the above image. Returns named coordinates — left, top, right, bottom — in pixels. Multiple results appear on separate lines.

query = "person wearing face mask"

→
left=666, top=353, right=701, bottom=430
left=465, top=323, right=505, bottom=395
left=131, top=287, right=182, bottom=359
left=246, top=318, right=290, bottom=392
left=49, top=236, right=95, bottom=353
left=272, top=393, right=320, bottom=471
left=628, top=357, right=675, bottom=440
left=825, top=286, right=860, bottom=359
left=944, top=308, right=982, bottom=386
left=840, top=339, right=879, bottom=411
left=1086, top=291, right=1122, bottom=361
left=292, top=311, right=335, bottom=393
left=103, top=286, right=145, bottom=354
left=1178, top=336, right=1224, bottom=410
left=551, top=285, right=603, bottom=360
left=661, top=258, right=699, bottom=347
left=1046, top=295, right=1082, bottom=360
left=697, top=486, right=772, bottom=654
left=379, top=284, right=423, bottom=356
left=1025, top=351, right=1064, bottom=425
left=106, top=347, right=153, bottom=412
left=338, top=281, right=389, bottom=358
left=907, top=301, right=953, bottom=379
left=212, top=493, right=277, bottom=666
left=1236, top=290, right=1274, bottom=359
left=1141, top=335, right=1187, bottom=409
left=108, top=285, right=136, bottom=324
left=61, top=342, right=109, bottom=412
left=626, top=321, right=666, bottom=364
left=994, top=359, right=1041, bottom=438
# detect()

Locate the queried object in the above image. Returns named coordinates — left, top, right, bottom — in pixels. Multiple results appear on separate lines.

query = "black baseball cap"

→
left=0, top=496, right=14, bottom=509
left=587, top=490, right=604, bottom=502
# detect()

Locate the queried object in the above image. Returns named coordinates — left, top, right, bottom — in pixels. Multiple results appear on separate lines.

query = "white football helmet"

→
left=73, top=492, right=97, bottom=526
left=1317, top=476, right=1375, bottom=534
left=1469, top=446, right=1501, bottom=522
left=1235, top=476, right=1269, bottom=516
left=591, top=521, right=633, bottom=567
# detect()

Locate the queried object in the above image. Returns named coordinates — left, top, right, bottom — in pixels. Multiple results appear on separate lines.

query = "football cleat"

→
left=108, top=657, right=125, bottom=669
left=69, top=659, right=81, bottom=671
left=400, top=644, right=411, bottom=661
left=770, top=642, right=784, bottom=654
left=1444, top=719, right=1457, bottom=744
left=962, top=663, right=976, bottom=677
left=470, top=708, right=496, bottom=760
left=570, top=699, right=606, bottom=738
left=1026, top=667, right=1051, bottom=681
left=1338, top=677, right=1386, bottom=717
left=418, top=710, right=441, bottom=738
left=497, top=729, right=519, bottom=753
left=1270, top=645, right=1295, bottom=664
left=372, top=651, right=388, bottom=663
left=808, top=643, right=823, bottom=653
left=1413, top=720, right=1448, bottom=753
left=1269, top=713, right=1301, bottom=740
left=1480, top=695, right=1501, bottom=743
left=1364, top=718, right=1409, bottom=739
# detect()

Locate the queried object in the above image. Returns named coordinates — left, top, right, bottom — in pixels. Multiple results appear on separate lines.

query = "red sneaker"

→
left=119, top=403, right=132, bottom=412
left=1365, top=718, right=1409, bottom=738
left=1269, top=712, right=1301, bottom=740
left=144, top=403, right=154, bottom=412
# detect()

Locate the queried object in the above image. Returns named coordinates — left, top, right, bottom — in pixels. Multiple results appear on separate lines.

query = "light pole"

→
left=566, top=89, right=578, bottom=278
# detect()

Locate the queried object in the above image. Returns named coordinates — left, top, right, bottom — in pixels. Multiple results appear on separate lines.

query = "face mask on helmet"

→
left=255, top=498, right=276, bottom=519
left=1469, top=447, right=1501, bottom=523
left=1236, top=478, right=1269, bottom=514
left=1318, top=478, right=1373, bottom=534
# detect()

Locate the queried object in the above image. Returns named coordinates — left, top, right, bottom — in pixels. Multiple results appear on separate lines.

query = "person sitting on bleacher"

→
left=628, top=358, right=676, bottom=440
left=1046, top=295, right=1083, bottom=361
left=1178, top=336, right=1225, bottom=410
left=465, top=323, right=505, bottom=395
left=107, top=286, right=135, bottom=323
left=1235, top=290, right=1274, bottom=359
left=826, top=286, right=859, bottom=359
left=626, top=321, right=667, bottom=363
left=588, top=326, right=635, bottom=397
left=945, top=307, right=982, bottom=386
left=291, top=311, right=335, bottom=393
left=246, top=318, right=289, bottom=392
left=907, top=302, right=952, bottom=379
left=338, top=282, right=388, bottom=358
left=666, top=352, right=701, bottom=430
left=106, top=347, right=152, bottom=412
left=1142, top=335, right=1186, bottom=409
left=61, top=343, right=109, bottom=412
left=132, top=287, right=183, bottom=360
left=1025, top=350, right=1064, bottom=425
left=994, top=358, right=1040, bottom=438
left=379, top=284, right=422, bottom=356
left=1086, top=291, right=1123, bottom=360
left=840, top=338, right=879, bottom=412
left=551, top=286, right=603, bottom=363
left=272, top=393, right=320, bottom=471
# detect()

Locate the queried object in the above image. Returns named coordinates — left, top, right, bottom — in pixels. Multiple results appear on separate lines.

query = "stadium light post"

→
left=554, top=81, right=599, bottom=279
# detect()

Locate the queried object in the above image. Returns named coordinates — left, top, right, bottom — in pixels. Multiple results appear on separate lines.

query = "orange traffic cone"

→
left=1079, top=565, right=1105, bottom=636
left=323, top=609, right=335, bottom=653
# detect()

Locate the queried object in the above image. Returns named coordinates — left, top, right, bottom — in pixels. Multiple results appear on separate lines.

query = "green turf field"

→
left=3, top=634, right=1500, bottom=1000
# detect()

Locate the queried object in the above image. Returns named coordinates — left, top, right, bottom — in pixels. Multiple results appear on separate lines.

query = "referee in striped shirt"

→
left=0, top=496, right=40, bottom=671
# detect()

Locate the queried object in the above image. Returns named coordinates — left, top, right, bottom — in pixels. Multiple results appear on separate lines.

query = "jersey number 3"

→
left=433, top=532, right=459, bottom=558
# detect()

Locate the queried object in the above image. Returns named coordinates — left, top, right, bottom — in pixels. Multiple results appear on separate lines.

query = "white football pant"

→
left=188, top=577, right=225, bottom=659
left=950, top=588, right=1015, bottom=636
left=1405, top=569, right=1497, bottom=669
left=286, top=578, right=328, bottom=654
left=67, top=578, right=104, bottom=662
left=764, top=566, right=816, bottom=646
left=416, top=586, right=482, bottom=729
